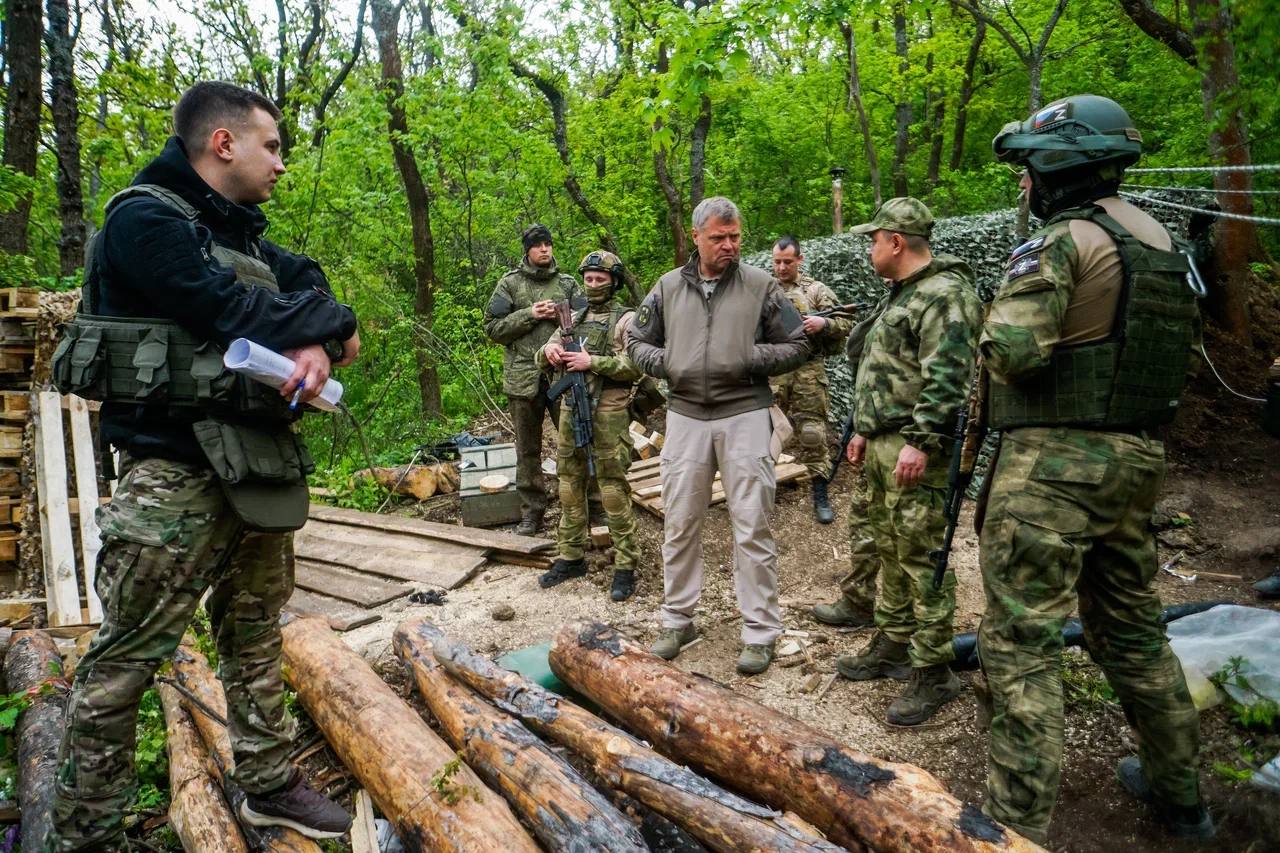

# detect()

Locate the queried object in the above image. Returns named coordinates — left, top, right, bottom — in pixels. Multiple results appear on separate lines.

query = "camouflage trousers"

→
left=49, top=455, right=297, bottom=851
left=510, top=379, right=561, bottom=517
left=557, top=406, right=638, bottom=571
left=771, top=360, right=830, bottom=479
left=838, top=472, right=879, bottom=613
left=847, top=432, right=955, bottom=667
left=978, top=427, right=1201, bottom=843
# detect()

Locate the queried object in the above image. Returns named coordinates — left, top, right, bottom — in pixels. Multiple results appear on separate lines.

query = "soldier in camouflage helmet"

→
left=48, top=82, right=357, bottom=848
left=484, top=223, right=580, bottom=534
left=978, top=95, right=1211, bottom=844
left=827, top=197, right=981, bottom=727
left=536, top=251, right=644, bottom=601
left=770, top=236, right=852, bottom=523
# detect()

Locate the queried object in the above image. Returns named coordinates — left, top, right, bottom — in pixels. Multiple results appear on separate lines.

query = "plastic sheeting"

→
left=1168, top=604, right=1280, bottom=709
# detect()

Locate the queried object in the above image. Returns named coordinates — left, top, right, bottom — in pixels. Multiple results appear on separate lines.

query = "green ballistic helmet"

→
left=578, top=250, right=625, bottom=286
left=993, top=95, right=1143, bottom=175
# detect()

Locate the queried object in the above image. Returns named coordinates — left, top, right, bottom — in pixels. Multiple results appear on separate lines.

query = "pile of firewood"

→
left=275, top=616, right=1046, bottom=853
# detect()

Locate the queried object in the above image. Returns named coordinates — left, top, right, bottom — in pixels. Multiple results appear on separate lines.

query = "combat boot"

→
left=886, top=664, right=963, bottom=725
left=811, top=477, right=834, bottom=524
left=241, top=769, right=352, bottom=839
left=650, top=624, right=698, bottom=660
left=515, top=510, right=544, bottom=537
left=610, top=569, right=636, bottom=601
left=811, top=595, right=875, bottom=627
left=836, top=631, right=911, bottom=681
left=1116, top=756, right=1216, bottom=840
left=539, top=557, right=587, bottom=588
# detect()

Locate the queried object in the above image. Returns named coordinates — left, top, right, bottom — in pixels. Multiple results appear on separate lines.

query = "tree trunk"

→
left=0, top=0, right=42, bottom=255
left=891, top=2, right=912, bottom=199
left=1188, top=0, right=1258, bottom=342
left=418, top=619, right=845, bottom=853
left=280, top=615, right=539, bottom=851
left=170, top=645, right=322, bottom=853
left=690, top=93, right=712, bottom=210
left=653, top=43, right=688, bottom=268
left=392, top=622, right=648, bottom=853
left=550, top=623, right=1046, bottom=853
left=370, top=0, right=443, bottom=417
left=949, top=17, right=985, bottom=172
left=312, top=0, right=367, bottom=148
left=3, top=631, right=67, bottom=850
left=44, top=0, right=88, bottom=276
left=158, top=683, right=250, bottom=853
left=841, top=21, right=881, bottom=207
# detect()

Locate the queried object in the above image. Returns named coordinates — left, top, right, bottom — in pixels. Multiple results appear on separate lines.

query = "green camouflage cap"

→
left=850, top=197, right=934, bottom=238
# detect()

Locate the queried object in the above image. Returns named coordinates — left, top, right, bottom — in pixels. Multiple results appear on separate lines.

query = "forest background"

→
left=1, top=0, right=1276, bottom=496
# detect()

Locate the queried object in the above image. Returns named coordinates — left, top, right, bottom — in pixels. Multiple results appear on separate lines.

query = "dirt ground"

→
left=332, top=287, right=1280, bottom=852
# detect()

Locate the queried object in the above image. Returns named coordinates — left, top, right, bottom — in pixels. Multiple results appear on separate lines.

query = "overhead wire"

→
left=1127, top=163, right=1280, bottom=174
left=1118, top=192, right=1280, bottom=226
left=1121, top=183, right=1280, bottom=196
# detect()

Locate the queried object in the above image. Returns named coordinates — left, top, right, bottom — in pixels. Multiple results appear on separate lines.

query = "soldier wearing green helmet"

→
left=979, top=94, right=1210, bottom=843
left=536, top=250, right=644, bottom=601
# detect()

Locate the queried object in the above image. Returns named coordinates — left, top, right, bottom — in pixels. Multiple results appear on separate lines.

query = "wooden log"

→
left=170, top=644, right=323, bottom=852
left=417, top=619, right=845, bottom=853
left=3, top=630, right=69, bottom=850
left=158, top=682, right=249, bottom=853
left=550, top=623, right=1045, bottom=853
left=392, top=621, right=648, bottom=853
left=280, top=614, right=538, bottom=852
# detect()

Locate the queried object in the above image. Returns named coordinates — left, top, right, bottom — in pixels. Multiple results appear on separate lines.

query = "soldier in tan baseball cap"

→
left=849, top=196, right=935, bottom=238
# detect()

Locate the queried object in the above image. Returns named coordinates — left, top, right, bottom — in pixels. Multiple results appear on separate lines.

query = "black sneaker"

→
left=610, top=569, right=636, bottom=601
left=1116, top=756, right=1215, bottom=840
left=240, top=769, right=352, bottom=840
left=539, top=557, right=587, bottom=588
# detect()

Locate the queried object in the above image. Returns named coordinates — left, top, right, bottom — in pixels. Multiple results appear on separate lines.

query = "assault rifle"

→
left=929, top=368, right=983, bottom=590
left=820, top=302, right=873, bottom=482
left=546, top=301, right=596, bottom=478
left=805, top=301, right=872, bottom=320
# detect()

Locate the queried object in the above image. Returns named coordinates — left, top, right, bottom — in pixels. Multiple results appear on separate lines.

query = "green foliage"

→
left=131, top=688, right=169, bottom=813
left=1061, top=654, right=1118, bottom=708
left=1212, top=656, right=1280, bottom=732
left=430, top=751, right=481, bottom=805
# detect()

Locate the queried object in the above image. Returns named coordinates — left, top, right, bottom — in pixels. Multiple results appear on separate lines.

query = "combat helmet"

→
left=993, top=94, right=1142, bottom=175
left=578, top=250, right=625, bottom=292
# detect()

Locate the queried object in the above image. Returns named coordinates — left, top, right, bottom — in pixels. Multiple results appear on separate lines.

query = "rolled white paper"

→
left=223, top=338, right=344, bottom=412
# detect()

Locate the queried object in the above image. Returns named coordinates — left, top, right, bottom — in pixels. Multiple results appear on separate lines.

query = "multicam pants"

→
left=978, top=427, right=1201, bottom=843
left=770, top=359, right=831, bottom=480
left=48, top=456, right=297, bottom=851
left=556, top=406, right=638, bottom=571
left=847, top=432, right=956, bottom=667
left=838, top=472, right=879, bottom=613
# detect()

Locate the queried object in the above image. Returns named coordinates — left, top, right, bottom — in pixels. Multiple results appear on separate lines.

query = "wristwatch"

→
left=322, top=339, right=344, bottom=361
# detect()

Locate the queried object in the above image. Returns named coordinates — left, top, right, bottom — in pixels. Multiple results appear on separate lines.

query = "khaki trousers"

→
left=660, top=408, right=783, bottom=645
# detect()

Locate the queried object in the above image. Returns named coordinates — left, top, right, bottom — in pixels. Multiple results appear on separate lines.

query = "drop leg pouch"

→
left=193, top=419, right=313, bottom=533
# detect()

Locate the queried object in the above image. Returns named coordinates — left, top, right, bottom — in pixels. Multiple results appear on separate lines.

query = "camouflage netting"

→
left=743, top=193, right=1195, bottom=427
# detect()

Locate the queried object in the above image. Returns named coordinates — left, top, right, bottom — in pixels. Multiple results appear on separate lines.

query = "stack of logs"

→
left=278, top=616, right=1046, bottom=853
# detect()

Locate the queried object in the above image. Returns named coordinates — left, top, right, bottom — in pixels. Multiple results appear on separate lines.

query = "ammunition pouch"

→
left=193, top=419, right=313, bottom=532
left=52, top=314, right=291, bottom=420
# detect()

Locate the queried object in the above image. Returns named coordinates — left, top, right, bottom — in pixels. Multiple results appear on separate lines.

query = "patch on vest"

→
left=1009, top=236, right=1045, bottom=260
left=636, top=302, right=653, bottom=329
left=1007, top=252, right=1041, bottom=280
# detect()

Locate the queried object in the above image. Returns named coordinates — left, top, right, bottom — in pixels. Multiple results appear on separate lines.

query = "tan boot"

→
left=835, top=631, right=911, bottom=681
left=811, top=596, right=875, bottom=627
left=886, top=664, right=963, bottom=725
left=650, top=624, right=699, bottom=661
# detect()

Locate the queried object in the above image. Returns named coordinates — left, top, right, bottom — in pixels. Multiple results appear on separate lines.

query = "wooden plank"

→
left=0, top=468, right=21, bottom=495
left=34, top=392, right=81, bottom=627
left=0, top=425, right=22, bottom=457
left=294, top=559, right=413, bottom=608
left=307, top=504, right=555, bottom=555
left=284, top=588, right=379, bottom=632
left=628, top=456, right=662, bottom=474
left=350, top=790, right=380, bottom=853
left=295, top=524, right=488, bottom=589
left=0, top=530, right=16, bottom=561
left=67, top=397, right=103, bottom=623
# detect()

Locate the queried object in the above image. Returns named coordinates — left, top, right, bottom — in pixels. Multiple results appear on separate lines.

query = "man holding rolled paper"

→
left=48, top=82, right=358, bottom=847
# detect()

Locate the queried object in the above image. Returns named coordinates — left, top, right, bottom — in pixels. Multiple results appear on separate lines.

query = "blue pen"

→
left=289, top=379, right=305, bottom=411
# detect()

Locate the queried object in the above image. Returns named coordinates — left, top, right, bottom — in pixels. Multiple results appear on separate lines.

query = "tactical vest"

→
left=52, top=184, right=314, bottom=532
left=568, top=304, right=632, bottom=401
left=988, top=205, right=1197, bottom=431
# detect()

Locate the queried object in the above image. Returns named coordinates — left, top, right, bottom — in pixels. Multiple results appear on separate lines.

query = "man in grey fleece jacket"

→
left=627, top=196, right=809, bottom=674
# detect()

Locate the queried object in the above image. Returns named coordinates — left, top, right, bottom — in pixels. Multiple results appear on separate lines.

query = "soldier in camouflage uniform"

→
left=829, top=198, right=981, bottom=726
left=979, top=96, right=1211, bottom=844
left=49, top=83, right=356, bottom=848
left=769, top=236, right=851, bottom=524
left=535, top=251, right=643, bottom=601
left=484, top=224, right=580, bottom=535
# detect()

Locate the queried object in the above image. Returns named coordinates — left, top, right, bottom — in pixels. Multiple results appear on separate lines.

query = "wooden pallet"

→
left=32, top=392, right=104, bottom=626
left=0, top=288, right=38, bottom=318
left=0, top=344, right=35, bottom=374
left=626, top=454, right=807, bottom=518
left=0, top=390, right=29, bottom=422
left=0, top=424, right=22, bottom=458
